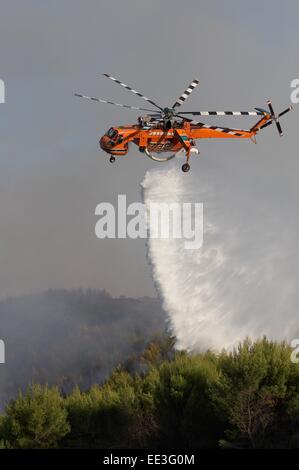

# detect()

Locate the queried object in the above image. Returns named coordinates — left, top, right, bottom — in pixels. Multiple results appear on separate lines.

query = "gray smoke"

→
left=0, top=289, right=166, bottom=409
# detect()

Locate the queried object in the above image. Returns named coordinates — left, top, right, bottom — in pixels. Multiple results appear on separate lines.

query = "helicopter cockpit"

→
left=106, top=127, right=119, bottom=140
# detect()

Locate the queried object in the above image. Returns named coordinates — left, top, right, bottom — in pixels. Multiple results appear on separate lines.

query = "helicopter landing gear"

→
left=181, top=163, right=190, bottom=173
left=182, top=149, right=191, bottom=173
left=109, top=156, right=116, bottom=163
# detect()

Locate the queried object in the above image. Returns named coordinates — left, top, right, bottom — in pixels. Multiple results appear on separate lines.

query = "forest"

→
left=0, top=335, right=299, bottom=449
left=0, top=290, right=298, bottom=449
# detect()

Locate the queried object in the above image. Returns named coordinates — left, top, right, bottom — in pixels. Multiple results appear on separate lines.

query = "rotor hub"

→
left=162, top=107, right=175, bottom=119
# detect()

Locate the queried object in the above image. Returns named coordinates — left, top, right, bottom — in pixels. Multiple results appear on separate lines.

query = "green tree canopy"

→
left=0, top=384, right=70, bottom=448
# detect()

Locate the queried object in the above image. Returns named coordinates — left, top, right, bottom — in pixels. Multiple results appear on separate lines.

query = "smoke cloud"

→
left=0, top=289, right=166, bottom=409
left=142, top=160, right=299, bottom=351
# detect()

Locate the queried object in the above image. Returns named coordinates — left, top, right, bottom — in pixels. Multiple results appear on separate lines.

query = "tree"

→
left=152, top=352, right=222, bottom=448
left=64, top=386, right=98, bottom=448
left=210, top=337, right=299, bottom=448
left=0, top=384, right=70, bottom=448
left=228, top=387, right=277, bottom=448
left=65, top=369, right=142, bottom=448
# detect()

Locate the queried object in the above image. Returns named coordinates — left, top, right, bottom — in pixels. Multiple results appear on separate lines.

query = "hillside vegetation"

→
left=0, top=337, right=298, bottom=449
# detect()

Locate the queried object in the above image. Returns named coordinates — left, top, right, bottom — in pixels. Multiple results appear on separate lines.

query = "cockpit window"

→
left=107, top=128, right=118, bottom=139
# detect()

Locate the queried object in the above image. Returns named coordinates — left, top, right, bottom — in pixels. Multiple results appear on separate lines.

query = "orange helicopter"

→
left=75, top=74, right=293, bottom=172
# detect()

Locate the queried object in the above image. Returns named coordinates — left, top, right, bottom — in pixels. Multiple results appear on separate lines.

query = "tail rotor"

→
left=258, top=101, right=293, bottom=136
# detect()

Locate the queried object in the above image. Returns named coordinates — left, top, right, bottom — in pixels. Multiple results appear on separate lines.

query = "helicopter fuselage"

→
left=99, top=117, right=259, bottom=159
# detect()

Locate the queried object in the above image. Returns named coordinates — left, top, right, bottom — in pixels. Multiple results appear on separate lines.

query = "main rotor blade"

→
left=74, top=93, right=156, bottom=112
left=177, top=111, right=263, bottom=116
left=172, top=79, right=199, bottom=108
left=102, top=74, right=163, bottom=111
left=278, top=106, right=293, bottom=118
left=175, top=114, right=247, bottom=135
left=174, top=114, right=203, bottom=126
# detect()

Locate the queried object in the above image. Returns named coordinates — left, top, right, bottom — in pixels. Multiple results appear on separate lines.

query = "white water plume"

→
left=141, top=160, right=299, bottom=351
